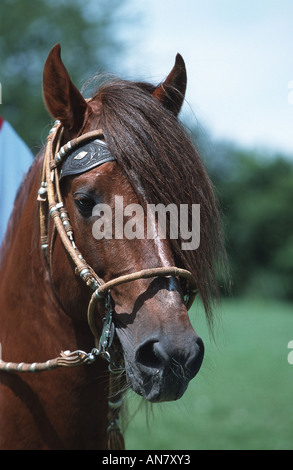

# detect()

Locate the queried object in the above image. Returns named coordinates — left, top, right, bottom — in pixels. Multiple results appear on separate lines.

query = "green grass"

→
left=124, top=297, right=293, bottom=450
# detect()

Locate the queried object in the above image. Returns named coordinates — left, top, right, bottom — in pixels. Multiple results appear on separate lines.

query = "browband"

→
left=60, top=138, right=115, bottom=179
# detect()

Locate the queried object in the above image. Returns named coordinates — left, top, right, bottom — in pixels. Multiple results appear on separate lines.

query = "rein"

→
left=0, top=121, right=197, bottom=450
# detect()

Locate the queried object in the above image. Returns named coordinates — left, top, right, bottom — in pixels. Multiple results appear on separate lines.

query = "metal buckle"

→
left=97, top=291, right=115, bottom=361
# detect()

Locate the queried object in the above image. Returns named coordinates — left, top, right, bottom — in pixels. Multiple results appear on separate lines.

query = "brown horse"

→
left=0, top=44, right=224, bottom=449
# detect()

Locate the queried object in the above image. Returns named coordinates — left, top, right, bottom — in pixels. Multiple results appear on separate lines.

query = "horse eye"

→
left=74, top=196, right=96, bottom=217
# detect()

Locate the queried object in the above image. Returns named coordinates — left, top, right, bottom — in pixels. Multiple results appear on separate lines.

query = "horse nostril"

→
left=134, top=335, right=205, bottom=402
left=135, top=335, right=204, bottom=380
left=135, top=339, right=164, bottom=370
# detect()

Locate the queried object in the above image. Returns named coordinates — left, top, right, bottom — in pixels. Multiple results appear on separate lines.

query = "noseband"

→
left=0, top=121, right=198, bottom=449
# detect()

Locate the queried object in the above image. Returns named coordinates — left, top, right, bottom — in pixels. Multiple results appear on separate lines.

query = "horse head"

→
left=41, top=44, right=221, bottom=403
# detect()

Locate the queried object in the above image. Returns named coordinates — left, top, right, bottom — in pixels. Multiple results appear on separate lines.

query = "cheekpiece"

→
left=60, top=139, right=115, bottom=179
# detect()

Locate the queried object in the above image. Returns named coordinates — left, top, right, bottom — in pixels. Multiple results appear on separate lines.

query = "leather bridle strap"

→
left=42, top=122, right=197, bottom=312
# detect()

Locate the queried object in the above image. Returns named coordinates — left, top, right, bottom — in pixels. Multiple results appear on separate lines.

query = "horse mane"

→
left=89, top=78, right=226, bottom=323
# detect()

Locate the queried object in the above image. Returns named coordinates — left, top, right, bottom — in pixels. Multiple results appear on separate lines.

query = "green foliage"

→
left=194, top=131, right=293, bottom=301
left=0, top=0, right=127, bottom=148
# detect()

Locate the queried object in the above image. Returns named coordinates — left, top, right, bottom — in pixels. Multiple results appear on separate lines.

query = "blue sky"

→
left=117, top=0, right=293, bottom=156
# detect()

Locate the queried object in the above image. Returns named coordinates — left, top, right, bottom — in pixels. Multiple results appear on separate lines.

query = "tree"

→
left=0, top=0, right=128, bottom=148
left=188, top=123, right=293, bottom=301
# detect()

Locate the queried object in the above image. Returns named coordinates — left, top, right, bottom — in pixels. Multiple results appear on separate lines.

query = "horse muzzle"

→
left=121, top=332, right=204, bottom=403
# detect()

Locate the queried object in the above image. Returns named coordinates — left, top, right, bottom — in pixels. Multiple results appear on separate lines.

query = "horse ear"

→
left=152, top=53, right=187, bottom=116
left=43, top=44, right=87, bottom=133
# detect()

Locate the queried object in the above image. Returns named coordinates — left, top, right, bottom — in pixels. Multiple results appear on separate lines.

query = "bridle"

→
left=0, top=121, right=198, bottom=449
